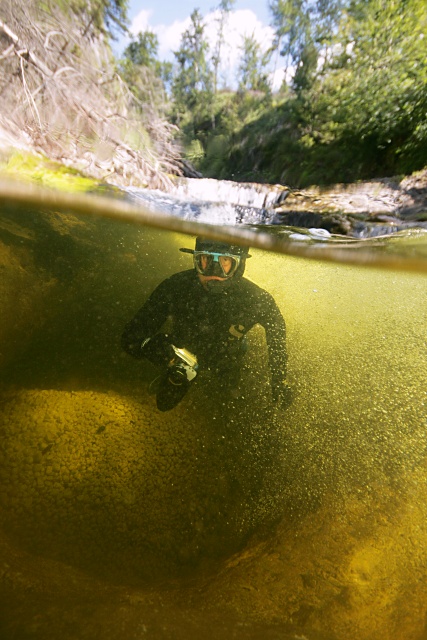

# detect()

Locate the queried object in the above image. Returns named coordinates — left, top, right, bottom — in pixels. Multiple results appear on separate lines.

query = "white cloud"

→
left=130, top=8, right=282, bottom=89
left=269, top=64, right=296, bottom=92
left=269, top=67, right=285, bottom=92
left=204, top=9, right=275, bottom=88
left=130, top=11, right=190, bottom=59
left=131, top=9, right=152, bottom=35
left=155, top=18, right=192, bottom=59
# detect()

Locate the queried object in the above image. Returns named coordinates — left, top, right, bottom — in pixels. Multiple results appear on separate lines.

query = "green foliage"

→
left=171, top=9, right=215, bottom=141
left=189, top=91, right=275, bottom=178
left=124, top=31, right=159, bottom=67
left=193, top=0, right=427, bottom=186
left=114, top=0, right=426, bottom=186
left=68, top=0, right=129, bottom=38
left=121, top=30, right=174, bottom=89
left=172, top=9, right=213, bottom=109
left=238, top=35, right=271, bottom=94
left=119, top=59, right=164, bottom=109
left=119, top=30, right=172, bottom=111
left=185, top=139, right=205, bottom=164
left=211, top=0, right=236, bottom=93
left=302, top=0, right=427, bottom=181
left=269, top=0, right=346, bottom=94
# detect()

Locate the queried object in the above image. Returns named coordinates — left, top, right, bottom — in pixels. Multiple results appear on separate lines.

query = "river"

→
left=0, top=177, right=426, bottom=640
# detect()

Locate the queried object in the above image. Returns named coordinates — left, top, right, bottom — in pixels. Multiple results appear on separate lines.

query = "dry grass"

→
left=0, top=0, right=182, bottom=189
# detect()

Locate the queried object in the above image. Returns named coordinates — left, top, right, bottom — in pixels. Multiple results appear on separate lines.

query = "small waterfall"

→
left=169, top=176, right=289, bottom=209
left=127, top=176, right=427, bottom=239
left=126, top=184, right=276, bottom=225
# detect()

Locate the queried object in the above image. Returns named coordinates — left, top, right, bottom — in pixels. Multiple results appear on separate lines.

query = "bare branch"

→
left=44, top=30, right=68, bottom=51
left=53, top=66, right=80, bottom=79
left=19, top=56, right=42, bottom=130
left=0, top=2, right=183, bottom=188
left=28, top=50, right=54, bottom=77
left=0, top=20, right=19, bottom=43
left=0, top=44, right=15, bottom=60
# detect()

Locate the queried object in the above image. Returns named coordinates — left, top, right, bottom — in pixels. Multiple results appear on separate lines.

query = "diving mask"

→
left=193, top=251, right=241, bottom=279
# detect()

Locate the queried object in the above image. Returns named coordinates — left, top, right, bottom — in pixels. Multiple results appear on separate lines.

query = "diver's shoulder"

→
left=160, top=269, right=197, bottom=289
left=240, top=277, right=272, bottom=298
left=163, top=269, right=195, bottom=282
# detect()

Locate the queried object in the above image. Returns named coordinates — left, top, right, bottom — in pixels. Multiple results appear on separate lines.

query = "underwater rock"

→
left=0, top=237, right=57, bottom=369
left=0, top=387, right=283, bottom=583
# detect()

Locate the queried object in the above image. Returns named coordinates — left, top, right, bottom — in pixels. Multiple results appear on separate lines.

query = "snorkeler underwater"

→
left=121, top=236, right=293, bottom=411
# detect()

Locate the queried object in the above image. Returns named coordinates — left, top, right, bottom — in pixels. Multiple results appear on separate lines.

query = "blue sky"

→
left=117, top=0, right=286, bottom=89
left=127, top=1, right=271, bottom=35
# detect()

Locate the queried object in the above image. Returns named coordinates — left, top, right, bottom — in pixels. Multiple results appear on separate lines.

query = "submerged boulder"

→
left=0, top=387, right=283, bottom=583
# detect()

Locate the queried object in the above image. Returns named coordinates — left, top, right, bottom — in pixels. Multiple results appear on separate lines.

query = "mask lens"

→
left=194, top=253, right=213, bottom=274
left=194, top=252, right=240, bottom=278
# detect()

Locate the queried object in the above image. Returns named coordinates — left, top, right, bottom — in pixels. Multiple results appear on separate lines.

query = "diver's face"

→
left=198, top=254, right=233, bottom=288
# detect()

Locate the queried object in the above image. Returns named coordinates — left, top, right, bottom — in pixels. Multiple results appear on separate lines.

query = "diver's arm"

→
left=121, top=279, right=173, bottom=364
left=259, top=292, right=288, bottom=379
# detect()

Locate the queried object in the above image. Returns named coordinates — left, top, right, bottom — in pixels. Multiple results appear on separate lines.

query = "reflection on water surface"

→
left=0, top=188, right=426, bottom=639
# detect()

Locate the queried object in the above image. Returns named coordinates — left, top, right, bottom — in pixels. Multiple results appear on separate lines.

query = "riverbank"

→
left=1, top=127, right=427, bottom=238
left=165, top=171, right=427, bottom=237
left=0, top=5, right=182, bottom=192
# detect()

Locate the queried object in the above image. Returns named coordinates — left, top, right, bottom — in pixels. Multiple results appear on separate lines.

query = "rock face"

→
left=270, top=172, right=427, bottom=235
left=0, top=236, right=56, bottom=368
left=170, top=171, right=427, bottom=236
left=274, top=172, right=427, bottom=218
left=0, top=203, right=98, bottom=370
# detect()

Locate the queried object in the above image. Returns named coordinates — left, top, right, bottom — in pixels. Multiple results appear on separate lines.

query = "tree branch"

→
left=0, top=20, right=19, bottom=43
left=0, top=44, right=15, bottom=60
left=19, top=55, right=42, bottom=130
left=44, top=30, right=68, bottom=51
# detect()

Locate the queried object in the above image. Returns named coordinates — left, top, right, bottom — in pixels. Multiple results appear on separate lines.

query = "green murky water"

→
left=0, top=187, right=426, bottom=639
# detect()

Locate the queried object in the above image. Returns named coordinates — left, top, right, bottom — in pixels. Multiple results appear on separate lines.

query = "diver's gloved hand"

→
left=140, top=333, right=175, bottom=367
left=271, top=375, right=293, bottom=408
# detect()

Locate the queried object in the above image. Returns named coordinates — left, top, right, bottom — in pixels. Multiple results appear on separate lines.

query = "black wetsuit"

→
left=121, top=269, right=287, bottom=384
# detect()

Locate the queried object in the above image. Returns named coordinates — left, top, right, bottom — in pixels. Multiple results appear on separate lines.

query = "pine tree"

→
left=172, top=9, right=213, bottom=128
left=212, top=0, right=236, bottom=93
left=69, top=0, right=129, bottom=39
left=269, top=0, right=346, bottom=93
left=238, top=34, right=271, bottom=94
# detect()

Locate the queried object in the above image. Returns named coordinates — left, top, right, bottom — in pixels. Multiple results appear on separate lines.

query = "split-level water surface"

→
left=0, top=182, right=426, bottom=640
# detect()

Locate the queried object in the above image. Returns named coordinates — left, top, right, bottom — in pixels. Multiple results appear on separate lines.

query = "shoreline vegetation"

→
left=0, top=0, right=426, bottom=227
left=0, top=2, right=183, bottom=191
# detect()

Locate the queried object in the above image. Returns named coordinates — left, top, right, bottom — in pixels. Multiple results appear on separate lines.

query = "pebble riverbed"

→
left=0, top=386, right=272, bottom=583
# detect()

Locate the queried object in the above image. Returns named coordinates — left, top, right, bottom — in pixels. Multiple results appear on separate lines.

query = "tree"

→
left=122, top=30, right=173, bottom=91
left=123, top=30, right=159, bottom=67
left=269, top=0, right=346, bottom=93
left=120, top=30, right=172, bottom=108
left=317, top=0, right=427, bottom=174
left=69, top=0, right=129, bottom=39
left=238, top=34, right=271, bottom=94
left=172, top=9, right=213, bottom=127
left=269, top=0, right=312, bottom=91
left=99, top=0, right=128, bottom=36
left=212, top=0, right=236, bottom=93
